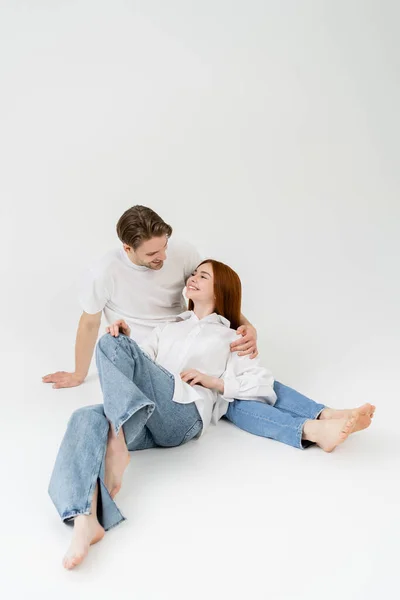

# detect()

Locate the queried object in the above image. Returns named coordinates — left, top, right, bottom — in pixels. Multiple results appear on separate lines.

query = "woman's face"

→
left=185, top=262, right=215, bottom=305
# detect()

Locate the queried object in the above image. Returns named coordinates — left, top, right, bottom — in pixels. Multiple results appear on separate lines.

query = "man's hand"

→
left=180, top=369, right=224, bottom=393
left=230, top=324, right=258, bottom=359
left=42, top=371, right=85, bottom=389
left=106, top=319, right=131, bottom=337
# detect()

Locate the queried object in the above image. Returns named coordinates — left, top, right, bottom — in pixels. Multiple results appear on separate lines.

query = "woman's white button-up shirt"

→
left=139, top=311, right=277, bottom=433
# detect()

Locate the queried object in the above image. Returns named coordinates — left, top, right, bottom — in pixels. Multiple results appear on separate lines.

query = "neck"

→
left=192, top=301, right=215, bottom=321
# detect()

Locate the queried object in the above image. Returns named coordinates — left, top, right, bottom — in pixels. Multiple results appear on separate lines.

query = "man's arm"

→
left=42, top=311, right=102, bottom=388
left=230, top=313, right=259, bottom=359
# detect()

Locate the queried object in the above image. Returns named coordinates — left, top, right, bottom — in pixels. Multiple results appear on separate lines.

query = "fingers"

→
left=107, top=320, right=129, bottom=337
left=190, top=376, right=202, bottom=386
left=230, top=338, right=244, bottom=350
left=181, top=373, right=193, bottom=384
left=238, top=347, right=258, bottom=357
left=108, top=323, right=120, bottom=337
left=180, top=370, right=198, bottom=384
left=250, top=350, right=259, bottom=359
left=232, top=341, right=254, bottom=354
left=42, top=372, right=67, bottom=383
left=52, top=377, right=81, bottom=389
left=52, top=379, right=71, bottom=389
left=236, top=326, right=246, bottom=335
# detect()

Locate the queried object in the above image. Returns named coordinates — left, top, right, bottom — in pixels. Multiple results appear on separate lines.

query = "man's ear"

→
left=123, top=243, right=133, bottom=254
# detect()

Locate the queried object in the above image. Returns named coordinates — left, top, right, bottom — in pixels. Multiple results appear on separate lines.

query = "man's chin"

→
left=149, top=262, right=164, bottom=270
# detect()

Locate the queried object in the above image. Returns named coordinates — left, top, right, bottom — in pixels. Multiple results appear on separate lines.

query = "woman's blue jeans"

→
left=48, top=334, right=203, bottom=531
left=225, top=381, right=326, bottom=449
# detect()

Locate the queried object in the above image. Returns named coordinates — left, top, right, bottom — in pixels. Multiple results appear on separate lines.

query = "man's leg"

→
left=48, top=404, right=126, bottom=531
left=96, top=334, right=202, bottom=448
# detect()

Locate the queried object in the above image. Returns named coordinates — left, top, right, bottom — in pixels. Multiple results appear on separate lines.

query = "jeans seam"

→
left=83, top=426, right=109, bottom=514
left=181, top=419, right=203, bottom=444
left=231, top=406, right=300, bottom=431
left=231, top=405, right=307, bottom=450
left=273, top=405, right=326, bottom=420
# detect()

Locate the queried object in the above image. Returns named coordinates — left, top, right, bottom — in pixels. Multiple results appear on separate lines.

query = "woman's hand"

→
left=180, top=369, right=224, bottom=393
left=106, top=319, right=131, bottom=337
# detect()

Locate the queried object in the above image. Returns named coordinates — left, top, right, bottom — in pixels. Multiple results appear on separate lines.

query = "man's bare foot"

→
left=63, top=514, right=105, bottom=570
left=104, top=426, right=130, bottom=499
left=303, top=414, right=358, bottom=452
left=320, top=403, right=375, bottom=433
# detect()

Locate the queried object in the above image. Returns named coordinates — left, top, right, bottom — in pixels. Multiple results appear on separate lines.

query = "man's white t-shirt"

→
left=79, top=239, right=202, bottom=343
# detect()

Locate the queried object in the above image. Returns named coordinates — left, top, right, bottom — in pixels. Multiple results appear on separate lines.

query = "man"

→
left=43, top=205, right=258, bottom=390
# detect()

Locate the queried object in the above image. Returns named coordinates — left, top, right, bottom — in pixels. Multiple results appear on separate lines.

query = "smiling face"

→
left=124, top=235, right=168, bottom=270
left=185, top=262, right=215, bottom=306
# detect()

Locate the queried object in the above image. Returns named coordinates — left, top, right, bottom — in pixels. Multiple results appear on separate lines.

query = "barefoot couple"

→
left=43, top=205, right=375, bottom=569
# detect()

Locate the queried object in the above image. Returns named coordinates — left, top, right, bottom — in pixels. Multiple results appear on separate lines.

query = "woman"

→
left=48, top=259, right=374, bottom=570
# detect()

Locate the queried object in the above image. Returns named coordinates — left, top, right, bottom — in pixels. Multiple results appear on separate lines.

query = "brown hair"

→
left=116, top=206, right=173, bottom=250
left=188, top=259, right=242, bottom=330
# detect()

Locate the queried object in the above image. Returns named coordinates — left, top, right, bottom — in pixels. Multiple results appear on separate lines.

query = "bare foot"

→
left=320, top=403, right=375, bottom=433
left=104, top=426, right=130, bottom=499
left=303, top=414, right=358, bottom=452
left=63, top=514, right=105, bottom=570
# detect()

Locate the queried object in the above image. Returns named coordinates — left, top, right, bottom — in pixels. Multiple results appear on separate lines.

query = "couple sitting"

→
left=44, top=206, right=375, bottom=570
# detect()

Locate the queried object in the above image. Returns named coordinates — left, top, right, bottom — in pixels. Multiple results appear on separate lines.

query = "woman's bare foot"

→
left=303, top=413, right=358, bottom=452
left=320, top=403, right=375, bottom=433
left=63, top=513, right=105, bottom=570
left=104, top=425, right=130, bottom=499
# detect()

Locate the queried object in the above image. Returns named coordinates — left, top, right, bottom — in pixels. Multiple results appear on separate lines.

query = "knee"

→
left=97, top=332, right=119, bottom=355
left=67, top=404, right=105, bottom=430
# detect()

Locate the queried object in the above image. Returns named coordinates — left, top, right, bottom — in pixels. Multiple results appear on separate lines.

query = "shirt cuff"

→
left=222, top=377, right=240, bottom=399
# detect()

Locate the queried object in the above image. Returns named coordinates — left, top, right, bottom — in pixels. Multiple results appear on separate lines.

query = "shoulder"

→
left=86, top=248, right=122, bottom=278
left=220, top=327, right=241, bottom=343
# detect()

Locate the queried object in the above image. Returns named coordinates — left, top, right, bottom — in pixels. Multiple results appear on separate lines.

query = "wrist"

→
left=74, top=371, right=86, bottom=383
left=214, top=378, right=224, bottom=393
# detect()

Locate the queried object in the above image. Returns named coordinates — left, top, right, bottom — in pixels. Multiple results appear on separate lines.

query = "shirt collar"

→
left=177, top=310, right=231, bottom=328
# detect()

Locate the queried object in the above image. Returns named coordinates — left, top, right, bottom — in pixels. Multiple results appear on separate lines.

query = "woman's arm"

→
left=180, top=370, right=224, bottom=393
left=221, top=350, right=276, bottom=403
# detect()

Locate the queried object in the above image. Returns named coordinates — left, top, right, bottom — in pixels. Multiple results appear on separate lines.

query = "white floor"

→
left=1, top=316, right=399, bottom=600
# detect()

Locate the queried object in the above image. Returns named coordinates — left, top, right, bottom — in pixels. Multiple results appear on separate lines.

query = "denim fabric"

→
left=225, top=381, right=325, bottom=449
left=48, top=334, right=202, bottom=531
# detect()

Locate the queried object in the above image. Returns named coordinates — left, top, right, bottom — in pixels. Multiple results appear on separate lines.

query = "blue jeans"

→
left=225, top=381, right=326, bottom=449
left=48, top=334, right=203, bottom=531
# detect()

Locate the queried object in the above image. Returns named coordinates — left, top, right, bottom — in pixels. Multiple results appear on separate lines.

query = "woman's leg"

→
left=225, top=380, right=326, bottom=449
left=272, top=381, right=326, bottom=419
left=226, top=399, right=359, bottom=451
left=226, top=400, right=312, bottom=449
left=96, top=333, right=203, bottom=448
left=273, top=381, right=375, bottom=432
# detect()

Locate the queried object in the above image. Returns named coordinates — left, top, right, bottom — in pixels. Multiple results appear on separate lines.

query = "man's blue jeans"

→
left=226, top=381, right=326, bottom=449
left=48, top=334, right=203, bottom=531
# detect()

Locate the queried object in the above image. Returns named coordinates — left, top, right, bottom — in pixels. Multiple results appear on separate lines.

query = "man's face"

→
left=124, top=236, right=168, bottom=270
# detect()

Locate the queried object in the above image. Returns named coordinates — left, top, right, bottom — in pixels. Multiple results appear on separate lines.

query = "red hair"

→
left=188, top=259, right=242, bottom=330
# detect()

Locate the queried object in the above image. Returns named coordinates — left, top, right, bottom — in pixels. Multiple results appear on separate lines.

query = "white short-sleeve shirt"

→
left=79, top=239, right=202, bottom=343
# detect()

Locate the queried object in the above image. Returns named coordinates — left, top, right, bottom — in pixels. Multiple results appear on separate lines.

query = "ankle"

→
left=302, top=420, right=318, bottom=443
left=319, top=408, right=332, bottom=420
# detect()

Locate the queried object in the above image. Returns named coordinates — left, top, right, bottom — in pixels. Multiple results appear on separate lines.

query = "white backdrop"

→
left=0, top=1, right=399, bottom=599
